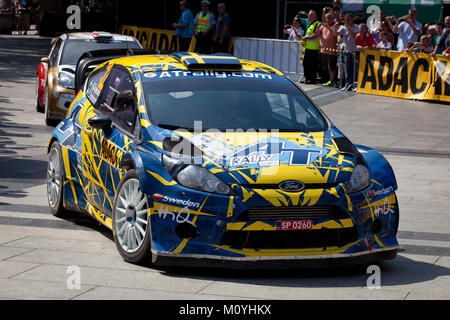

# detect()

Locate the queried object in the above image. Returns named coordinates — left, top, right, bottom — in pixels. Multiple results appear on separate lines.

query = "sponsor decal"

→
left=158, top=205, right=191, bottom=224
left=230, top=152, right=279, bottom=167
left=159, top=195, right=201, bottom=209
left=142, top=70, right=273, bottom=80
left=189, top=134, right=229, bottom=158
left=373, top=197, right=395, bottom=217
left=153, top=193, right=163, bottom=201
left=100, top=138, right=124, bottom=167
left=279, top=180, right=305, bottom=192
left=227, top=141, right=325, bottom=168
left=358, top=50, right=450, bottom=103
left=367, top=186, right=393, bottom=199
left=122, top=25, right=234, bottom=53
left=144, top=72, right=157, bottom=78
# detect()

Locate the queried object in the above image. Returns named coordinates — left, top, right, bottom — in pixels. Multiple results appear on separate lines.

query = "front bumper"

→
left=147, top=179, right=400, bottom=268
left=151, top=247, right=398, bottom=269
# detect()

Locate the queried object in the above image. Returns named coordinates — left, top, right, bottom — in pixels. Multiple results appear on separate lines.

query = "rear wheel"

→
left=35, top=77, right=44, bottom=113
left=112, top=170, right=152, bottom=264
left=47, top=141, right=69, bottom=217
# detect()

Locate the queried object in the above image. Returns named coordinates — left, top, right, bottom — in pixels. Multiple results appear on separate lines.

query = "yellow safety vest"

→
left=305, top=21, right=320, bottom=50
left=196, top=11, right=211, bottom=33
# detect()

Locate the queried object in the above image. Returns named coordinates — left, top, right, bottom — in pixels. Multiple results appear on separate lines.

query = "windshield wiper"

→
left=157, top=123, right=195, bottom=132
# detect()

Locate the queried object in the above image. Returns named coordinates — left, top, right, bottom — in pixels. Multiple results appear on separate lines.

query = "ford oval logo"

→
left=279, top=180, right=305, bottom=192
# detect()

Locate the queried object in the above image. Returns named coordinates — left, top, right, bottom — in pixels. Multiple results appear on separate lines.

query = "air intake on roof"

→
left=169, top=52, right=242, bottom=70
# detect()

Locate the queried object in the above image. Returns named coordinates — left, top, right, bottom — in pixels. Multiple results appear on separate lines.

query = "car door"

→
left=80, top=65, right=140, bottom=217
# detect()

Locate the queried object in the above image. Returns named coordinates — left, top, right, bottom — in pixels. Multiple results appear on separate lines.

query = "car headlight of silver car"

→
left=163, top=155, right=234, bottom=195
left=58, top=71, right=75, bottom=90
left=346, top=164, right=370, bottom=193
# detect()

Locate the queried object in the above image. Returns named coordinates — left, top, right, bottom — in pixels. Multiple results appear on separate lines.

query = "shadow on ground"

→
left=156, top=254, right=449, bottom=289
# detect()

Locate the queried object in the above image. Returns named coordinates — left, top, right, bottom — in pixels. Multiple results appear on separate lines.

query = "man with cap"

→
left=283, top=16, right=305, bottom=42
left=194, top=0, right=216, bottom=54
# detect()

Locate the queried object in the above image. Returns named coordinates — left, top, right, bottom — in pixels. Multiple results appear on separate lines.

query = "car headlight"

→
left=163, top=155, right=234, bottom=195
left=58, top=72, right=75, bottom=89
left=346, top=165, right=370, bottom=193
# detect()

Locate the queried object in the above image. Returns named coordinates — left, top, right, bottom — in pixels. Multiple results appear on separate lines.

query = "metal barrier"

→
left=233, top=37, right=303, bottom=78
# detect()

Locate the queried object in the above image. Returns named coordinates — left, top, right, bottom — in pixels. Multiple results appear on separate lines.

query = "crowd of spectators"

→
left=173, top=0, right=231, bottom=54
left=2, top=0, right=40, bottom=35
left=284, top=1, right=450, bottom=91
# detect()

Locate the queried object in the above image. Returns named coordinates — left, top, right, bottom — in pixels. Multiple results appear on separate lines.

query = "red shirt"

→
left=355, top=32, right=376, bottom=49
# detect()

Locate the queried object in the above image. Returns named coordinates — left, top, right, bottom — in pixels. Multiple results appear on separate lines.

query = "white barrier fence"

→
left=233, top=37, right=303, bottom=76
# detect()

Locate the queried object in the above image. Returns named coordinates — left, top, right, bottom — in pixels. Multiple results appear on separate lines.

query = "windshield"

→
left=142, top=72, right=328, bottom=132
left=59, top=39, right=141, bottom=65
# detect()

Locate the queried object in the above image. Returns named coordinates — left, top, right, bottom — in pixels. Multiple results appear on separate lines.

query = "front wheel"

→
left=112, top=170, right=152, bottom=264
left=47, top=141, right=69, bottom=217
left=44, top=87, right=60, bottom=127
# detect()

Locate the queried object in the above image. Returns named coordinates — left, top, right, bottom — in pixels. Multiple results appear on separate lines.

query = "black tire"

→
left=47, top=141, right=70, bottom=217
left=394, top=193, right=399, bottom=235
left=112, top=169, right=152, bottom=264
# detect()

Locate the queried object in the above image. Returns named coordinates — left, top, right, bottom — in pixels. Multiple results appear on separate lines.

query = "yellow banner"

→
left=121, top=25, right=195, bottom=52
left=357, top=50, right=450, bottom=103
left=121, top=25, right=235, bottom=54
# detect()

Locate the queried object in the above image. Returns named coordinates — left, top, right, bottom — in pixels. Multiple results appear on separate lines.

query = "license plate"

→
left=277, top=220, right=313, bottom=230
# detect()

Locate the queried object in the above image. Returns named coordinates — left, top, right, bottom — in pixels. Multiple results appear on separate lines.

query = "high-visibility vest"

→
left=196, top=11, right=211, bottom=32
left=305, top=21, right=320, bottom=50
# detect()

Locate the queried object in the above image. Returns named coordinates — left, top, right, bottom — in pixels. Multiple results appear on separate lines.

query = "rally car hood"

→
left=149, top=129, right=356, bottom=186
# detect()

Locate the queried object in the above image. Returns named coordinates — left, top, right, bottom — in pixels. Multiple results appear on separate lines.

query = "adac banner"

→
left=121, top=25, right=234, bottom=53
left=122, top=25, right=196, bottom=52
left=357, top=50, right=450, bottom=103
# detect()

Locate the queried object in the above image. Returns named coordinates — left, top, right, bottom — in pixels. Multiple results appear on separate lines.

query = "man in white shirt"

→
left=333, top=13, right=358, bottom=91
left=393, top=8, right=422, bottom=52
left=284, top=16, right=304, bottom=41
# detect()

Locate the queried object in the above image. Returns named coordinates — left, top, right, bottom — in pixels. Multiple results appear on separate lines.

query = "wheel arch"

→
left=354, top=144, right=398, bottom=191
left=47, top=136, right=59, bottom=154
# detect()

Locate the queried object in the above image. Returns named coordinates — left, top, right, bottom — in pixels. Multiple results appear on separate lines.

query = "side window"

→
left=98, top=68, right=138, bottom=134
left=49, top=38, right=62, bottom=67
left=86, top=67, right=107, bottom=106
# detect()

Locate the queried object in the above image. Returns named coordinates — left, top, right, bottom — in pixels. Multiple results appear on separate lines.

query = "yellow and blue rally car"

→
left=47, top=52, right=399, bottom=268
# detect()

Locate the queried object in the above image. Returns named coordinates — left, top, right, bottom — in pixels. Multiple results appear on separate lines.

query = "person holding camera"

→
left=393, top=8, right=422, bottom=52
left=431, top=16, right=450, bottom=56
left=284, top=16, right=304, bottom=41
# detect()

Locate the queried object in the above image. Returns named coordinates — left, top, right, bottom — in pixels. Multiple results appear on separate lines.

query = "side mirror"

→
left=41, top=57, right=49, bottom=63
left=88, top=115, right=112, bottom=136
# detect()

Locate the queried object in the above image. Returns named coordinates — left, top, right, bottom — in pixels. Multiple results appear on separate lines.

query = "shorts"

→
left=320, top=53, right=337, bottom=72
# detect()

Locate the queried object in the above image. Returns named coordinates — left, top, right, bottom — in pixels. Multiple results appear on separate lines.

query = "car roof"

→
left=106, top=53, right=284, bottom=75
left=63, top=31, right=137, bottom=43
